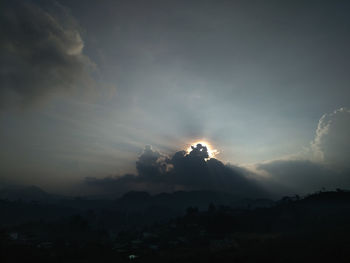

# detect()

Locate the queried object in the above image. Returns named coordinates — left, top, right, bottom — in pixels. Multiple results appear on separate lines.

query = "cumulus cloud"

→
left=87, top=108, right=350, bottom=197
left=311, top=107, right=350, bottom=169
left=86, top=144, right=266, bottom=197
left=0, top=0, right=95, bottom=108
left=255, top=107, right=350, bottom=195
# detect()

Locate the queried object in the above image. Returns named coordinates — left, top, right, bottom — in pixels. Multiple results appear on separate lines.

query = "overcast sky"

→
left=1, top=0, right=349, bottom=195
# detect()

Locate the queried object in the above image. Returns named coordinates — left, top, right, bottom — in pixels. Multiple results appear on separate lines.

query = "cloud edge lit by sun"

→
left=186, top=140, right=220, bottom=158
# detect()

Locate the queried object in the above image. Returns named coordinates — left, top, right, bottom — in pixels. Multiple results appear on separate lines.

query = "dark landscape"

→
left=1, top=0, right=350, bottom=262
left=1, top=187, right=350, bottom=262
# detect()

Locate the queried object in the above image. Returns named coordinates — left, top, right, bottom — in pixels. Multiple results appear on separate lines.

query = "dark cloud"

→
left=136, top=145, right=172, bottom=180
left=256, top=108, right=350, bottom=196
left=256, top=160, right=348, bottom=196
left=86, top=144, right=266, bottom=197
left=0, top=0, right=95, bottom=108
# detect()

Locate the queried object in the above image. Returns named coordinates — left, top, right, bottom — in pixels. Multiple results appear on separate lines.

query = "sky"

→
left=1, top=0, right=350, bottom=196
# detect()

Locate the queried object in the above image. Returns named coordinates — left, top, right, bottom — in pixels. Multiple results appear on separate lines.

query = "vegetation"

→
left=1, top=190, right=350, bottom=262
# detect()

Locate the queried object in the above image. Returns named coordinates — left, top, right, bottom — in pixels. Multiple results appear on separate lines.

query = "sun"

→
left=186, top=140, right=219, bottom=158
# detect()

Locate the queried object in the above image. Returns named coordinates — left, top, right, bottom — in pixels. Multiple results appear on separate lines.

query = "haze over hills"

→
left=0, top=185, right=55, bottom=202
left=0, top=185, right=274, bottom=226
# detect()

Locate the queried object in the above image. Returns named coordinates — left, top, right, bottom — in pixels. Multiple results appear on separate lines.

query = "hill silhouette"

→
left=1, top=190, right=350, bottom=262
left=0, top=186, right=54, bottom=202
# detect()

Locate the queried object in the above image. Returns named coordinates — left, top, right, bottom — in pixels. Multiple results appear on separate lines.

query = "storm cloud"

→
left=0, top=0, right=95, bottom=108
left=86, top=144, right=266, bottom=197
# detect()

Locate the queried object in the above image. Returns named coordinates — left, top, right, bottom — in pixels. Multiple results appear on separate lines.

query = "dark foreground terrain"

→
left=1, top=189, right=350, bottom=263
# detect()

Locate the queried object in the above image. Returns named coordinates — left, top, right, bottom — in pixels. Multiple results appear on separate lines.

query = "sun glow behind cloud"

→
left=186, top=140, right=219, bottom=158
